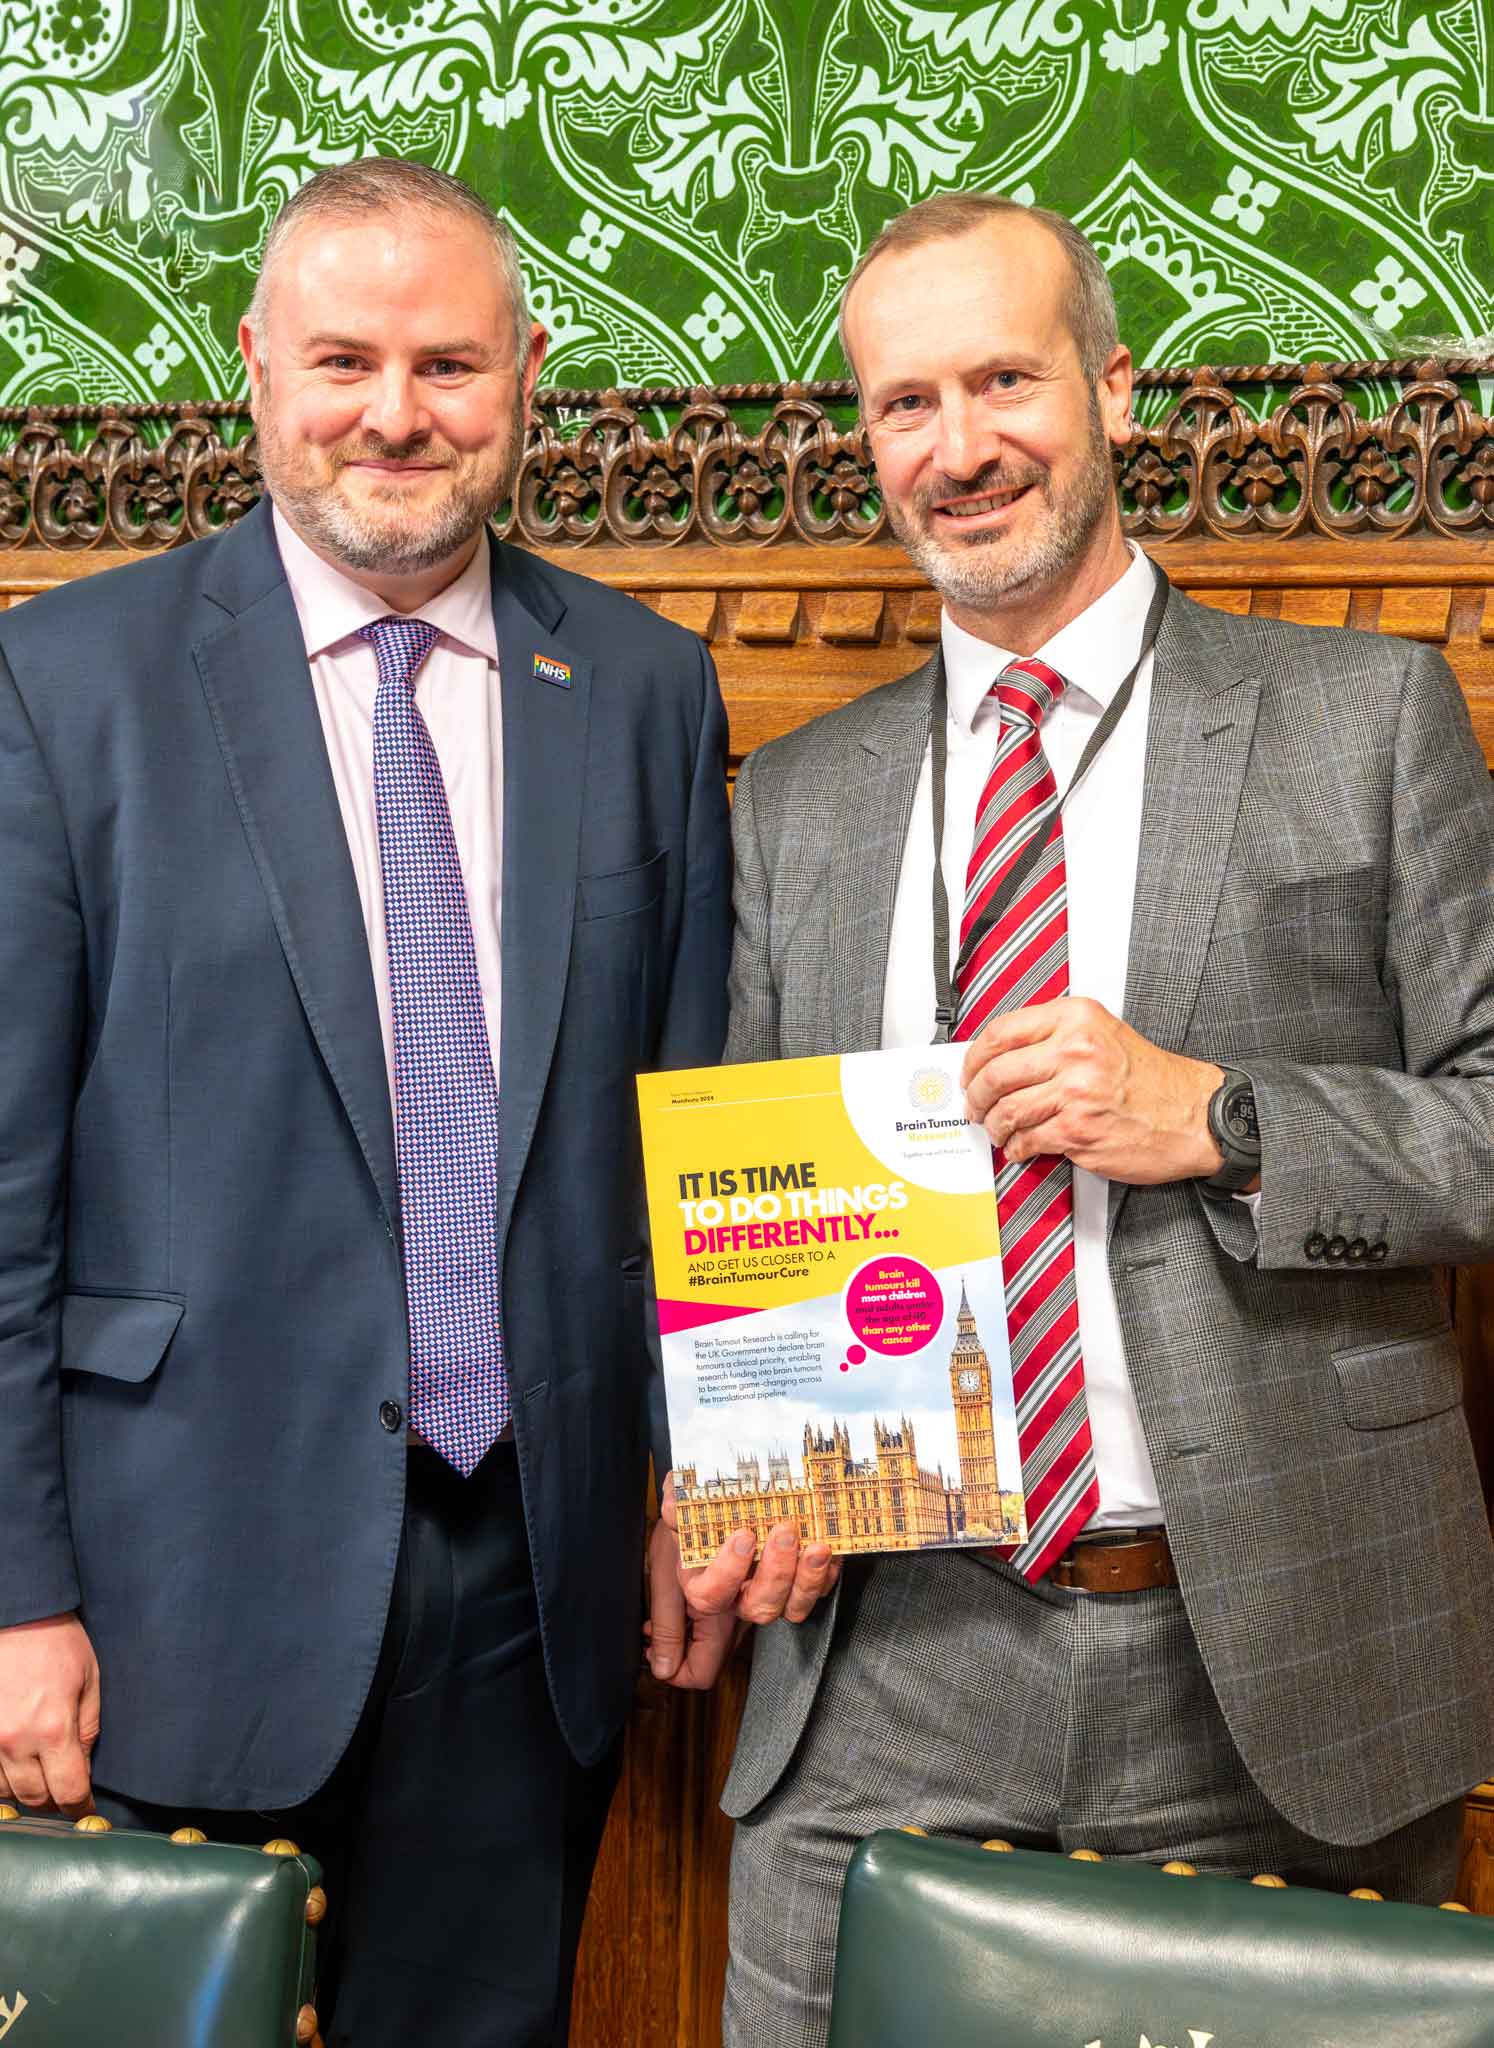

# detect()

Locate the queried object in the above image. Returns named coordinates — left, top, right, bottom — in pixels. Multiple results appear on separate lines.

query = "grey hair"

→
left=245, top=157, right=532, bottom=370
left=837, top=191, right=1119, bottom=387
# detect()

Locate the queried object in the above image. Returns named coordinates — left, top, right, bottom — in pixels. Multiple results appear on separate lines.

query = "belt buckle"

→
left=1053, top=1526, right=1170, bottom=1594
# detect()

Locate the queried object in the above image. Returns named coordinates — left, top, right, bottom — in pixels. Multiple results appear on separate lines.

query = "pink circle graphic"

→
left=846, top=1344, right=867, bottom=1365
left=845, top=1259, right=944, bottom=1357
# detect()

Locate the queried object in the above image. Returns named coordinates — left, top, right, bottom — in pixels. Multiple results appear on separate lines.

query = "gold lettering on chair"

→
left=0, top=1992, right=28, bottom=2039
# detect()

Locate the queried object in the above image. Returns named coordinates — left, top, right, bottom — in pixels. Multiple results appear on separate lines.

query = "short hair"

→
left=245, top=158, right=532, bottom=371
left=838, top=191, right=1119, bottom=387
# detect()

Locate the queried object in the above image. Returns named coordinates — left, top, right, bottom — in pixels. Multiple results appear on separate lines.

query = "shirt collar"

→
left=939, top=541, right=1157, bottom=738
left=273, top=503, right=499, bottom=665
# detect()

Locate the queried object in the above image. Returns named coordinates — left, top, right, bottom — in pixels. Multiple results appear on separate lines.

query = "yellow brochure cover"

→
left=637, top=1044, right=1027, bottom=1568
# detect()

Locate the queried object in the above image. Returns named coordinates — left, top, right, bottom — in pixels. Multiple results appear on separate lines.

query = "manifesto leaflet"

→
left=637, top=1044, right=1026, bottom=1568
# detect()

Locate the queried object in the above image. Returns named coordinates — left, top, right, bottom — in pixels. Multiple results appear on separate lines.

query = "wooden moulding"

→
left=0, top=359, right=1491, bottom=554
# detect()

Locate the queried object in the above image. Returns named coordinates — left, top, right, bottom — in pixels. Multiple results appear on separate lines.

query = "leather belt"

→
left=1049, top=1527, right=1175, bottom=1593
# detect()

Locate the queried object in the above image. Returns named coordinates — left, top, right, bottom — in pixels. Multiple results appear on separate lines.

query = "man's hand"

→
left=0, top=1613, right=100, bottom=1818
left=961, top=997, right=1224, bottom=1186
left=645, top=1507, right=743, bottom=1690
left=644, top=1474, right=841, bottom=1691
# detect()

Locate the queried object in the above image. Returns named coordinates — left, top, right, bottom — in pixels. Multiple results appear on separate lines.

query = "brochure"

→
left=636, top=1043, right=1026, bottom=1567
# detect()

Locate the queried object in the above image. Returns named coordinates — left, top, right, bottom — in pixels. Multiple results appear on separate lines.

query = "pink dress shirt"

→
left=273, top=506, right=505, bottom=1103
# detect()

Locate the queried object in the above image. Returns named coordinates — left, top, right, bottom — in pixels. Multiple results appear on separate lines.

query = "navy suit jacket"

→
left=0, top=499, right=731, bottom=1808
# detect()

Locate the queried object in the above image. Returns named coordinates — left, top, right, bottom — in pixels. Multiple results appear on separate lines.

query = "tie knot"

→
left=359, top=614, right=441, bottom=692
left=994, top=655, right=1066, bottom=727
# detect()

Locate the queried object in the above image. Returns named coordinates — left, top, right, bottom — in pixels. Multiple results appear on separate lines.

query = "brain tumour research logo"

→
left=908, top=1066, right=953, bottom=1113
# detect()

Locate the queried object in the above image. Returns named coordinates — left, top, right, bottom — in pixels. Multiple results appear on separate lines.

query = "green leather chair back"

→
left=0, top=1815, right=322, bottom=2046
left=828, top=1831, right=1494, bottom=2048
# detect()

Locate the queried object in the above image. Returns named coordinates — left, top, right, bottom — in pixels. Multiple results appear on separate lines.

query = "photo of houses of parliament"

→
left=673, top=1284, right=1026, bottom=1563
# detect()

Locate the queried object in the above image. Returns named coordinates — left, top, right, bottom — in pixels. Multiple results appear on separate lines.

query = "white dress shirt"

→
left=274, top=507, right=504, bottom=1102
left=882, top=544, right=1164, bottom=1526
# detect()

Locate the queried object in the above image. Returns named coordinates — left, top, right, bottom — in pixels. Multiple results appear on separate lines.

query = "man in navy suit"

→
left=0, top=159, right=730, bottom=2045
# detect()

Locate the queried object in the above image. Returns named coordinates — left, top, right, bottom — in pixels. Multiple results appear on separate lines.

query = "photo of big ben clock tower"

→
left=949, top=1281, right=1003, bottom=1535
left=673, top=1276, right=1026, bottom=1563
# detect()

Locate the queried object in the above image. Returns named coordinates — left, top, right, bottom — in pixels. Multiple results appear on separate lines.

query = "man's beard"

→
left=887, top=398, right=1116, bottom=615
left=254, top=392, right=526, bottom=576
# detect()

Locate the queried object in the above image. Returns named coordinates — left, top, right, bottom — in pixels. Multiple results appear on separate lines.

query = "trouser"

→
left=724, top=1550, right=1466, bottom=2048
left=98, top=1440, right=621, bottom=2048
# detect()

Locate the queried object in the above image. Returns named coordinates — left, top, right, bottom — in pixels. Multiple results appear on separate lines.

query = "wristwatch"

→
left=1200, top=1066, right=1260, bottom=1199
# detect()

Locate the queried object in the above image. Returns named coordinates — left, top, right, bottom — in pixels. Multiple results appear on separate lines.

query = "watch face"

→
left=1224, top=1084, right=1259, bottom=1143
left=956, top=1369, right=981, bottom=1393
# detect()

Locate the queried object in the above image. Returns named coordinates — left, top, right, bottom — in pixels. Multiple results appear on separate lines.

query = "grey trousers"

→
left=724, top=1551, right=1465, bottom=2048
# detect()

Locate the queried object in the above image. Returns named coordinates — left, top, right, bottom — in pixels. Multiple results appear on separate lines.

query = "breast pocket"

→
left=577, top=850, right=667, bottom=923
left=1204, top=865, right=1389, bottom=1056
left=1257, top=866, right=1379, bottom=944
left=571, top=852, right=668, bottom=1068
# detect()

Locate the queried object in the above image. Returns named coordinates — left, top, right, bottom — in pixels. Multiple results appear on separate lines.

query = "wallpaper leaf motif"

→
left=0, top=0, right=1489, bottom=409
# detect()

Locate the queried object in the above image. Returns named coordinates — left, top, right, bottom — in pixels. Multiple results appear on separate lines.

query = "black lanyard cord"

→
left=930, top=564, right=1171, bottom=1044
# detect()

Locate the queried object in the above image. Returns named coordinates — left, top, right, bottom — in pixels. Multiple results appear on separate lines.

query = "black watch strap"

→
left=1200, top=1066, right=1260, bottom=1200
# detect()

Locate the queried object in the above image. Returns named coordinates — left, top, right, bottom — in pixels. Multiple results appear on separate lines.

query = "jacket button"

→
left=379, top=1400, right=403, bottom=1433
left=1346, top=1237, right=1369, bottom=1262
left=1325, top=1235, right=1348, bottom=1261
left=1304, top=1232, right=1327, bottom=1259
left=1368, top=1240, right=1388, bottom=1262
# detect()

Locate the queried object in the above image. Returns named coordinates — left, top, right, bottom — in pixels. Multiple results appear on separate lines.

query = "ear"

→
left=520, top=320, right=549, bottom=415
left=238, top=316, right=264, bottom=411
left=1096, top=343, right=1134, bottom=448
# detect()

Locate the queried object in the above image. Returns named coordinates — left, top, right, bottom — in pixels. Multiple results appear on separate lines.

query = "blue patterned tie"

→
left=362, top=615, right=508, bottom=1474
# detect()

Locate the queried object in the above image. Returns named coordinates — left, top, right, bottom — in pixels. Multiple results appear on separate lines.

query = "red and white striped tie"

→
left=954, top=656, right=1099, bottom=1580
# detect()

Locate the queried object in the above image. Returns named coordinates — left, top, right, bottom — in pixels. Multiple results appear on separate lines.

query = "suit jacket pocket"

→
left=1211, top=865, right=1377, bottom=942
left=577, top=850, right=666, bottom=922
left=1333, top=1325, right=1462, bottom=1430
left=1258, top=865, right=1377, bottom=934
left=61, top=1290, right=185, bottom=1383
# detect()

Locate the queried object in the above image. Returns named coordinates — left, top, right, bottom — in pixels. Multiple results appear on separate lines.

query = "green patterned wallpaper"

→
left=0, top=0, right=1490, bottom=410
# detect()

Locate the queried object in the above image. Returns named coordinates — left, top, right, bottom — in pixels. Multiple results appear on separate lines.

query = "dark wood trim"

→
left=0, top=359, right=1491, bottom=553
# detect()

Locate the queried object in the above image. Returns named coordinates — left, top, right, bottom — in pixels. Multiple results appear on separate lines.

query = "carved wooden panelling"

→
left=1, top=358, right=1492, bottom=556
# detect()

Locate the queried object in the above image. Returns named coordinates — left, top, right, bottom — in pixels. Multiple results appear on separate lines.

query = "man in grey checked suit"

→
left=646, top=192, right=1494, bottom=2046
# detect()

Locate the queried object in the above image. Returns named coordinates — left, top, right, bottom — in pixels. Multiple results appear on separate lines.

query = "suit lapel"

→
left=1109, top=593, right=1261, bottom=1240
left=490, top=542, right=589, bottom=1254
left=826, top=657, right=937, bottom=1053
left=193, top=501, right=399, bottom=1233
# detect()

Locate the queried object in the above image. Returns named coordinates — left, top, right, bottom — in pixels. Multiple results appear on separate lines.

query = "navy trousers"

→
left=98, top=1441, right=621, bottom=2046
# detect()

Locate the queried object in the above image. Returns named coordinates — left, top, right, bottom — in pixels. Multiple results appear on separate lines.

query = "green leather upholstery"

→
left=0, top=1815, right=322, bottom=2045
left=828, top=1830, right=1494, bottom=2048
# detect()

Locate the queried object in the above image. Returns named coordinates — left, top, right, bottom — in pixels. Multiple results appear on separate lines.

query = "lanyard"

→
left=930, top=563, right=1170, bottom=1043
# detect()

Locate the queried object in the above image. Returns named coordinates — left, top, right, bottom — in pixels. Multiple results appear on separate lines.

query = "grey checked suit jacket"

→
left=720, top=584, right=1494, bottom=1849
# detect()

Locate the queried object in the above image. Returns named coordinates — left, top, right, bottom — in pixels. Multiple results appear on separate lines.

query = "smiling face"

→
left=844, top=214, right=1133, bottom=649
left=240, top=209, right=547, bottom=603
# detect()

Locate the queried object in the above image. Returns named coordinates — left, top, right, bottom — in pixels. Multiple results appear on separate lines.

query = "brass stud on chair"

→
left=262, top=1837, right=301, bottom=1857
left=1251, top=1874, right=1288, bottom=1888
left=305, top=1885, right=328, bottom=1926
left=0, top=1806, right=19, bottom=1822
left=900, top=1824, right=928, bottom=1837
left=1348, top=1888, right=1384, bottom=1901
left=170, top=1827, right=207, bottom=1845
left=74, top=1814, right=112, bottom=1833
left=1162, top=1861, right=1198, bottom=1876
left=1069, top=1848, right=1103, bottom=1862
left=981, top=1839, right=1015, bottom=1853
left=1439, top=1901, right=1471, bottom=1913
left=295, top=2003, right=318, bottom=2044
